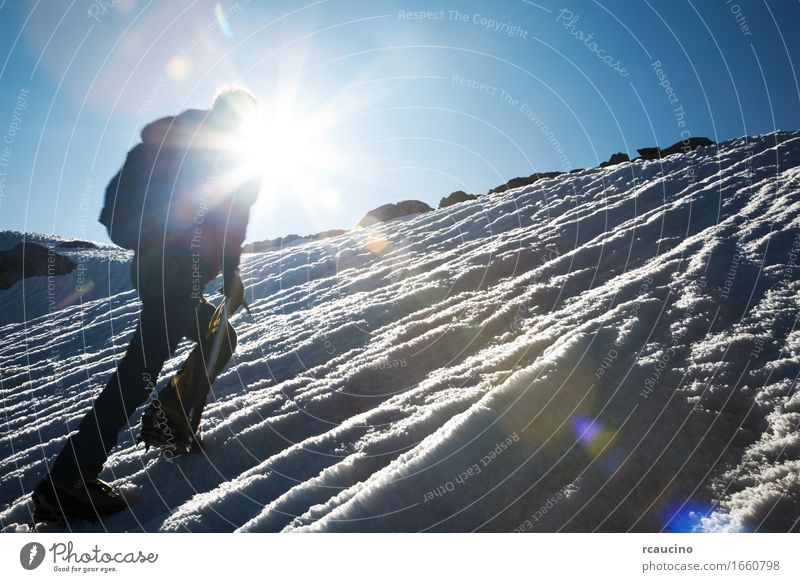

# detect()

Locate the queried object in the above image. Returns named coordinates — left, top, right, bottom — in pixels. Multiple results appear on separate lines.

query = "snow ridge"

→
left=1, top=131, right=799, bottom=532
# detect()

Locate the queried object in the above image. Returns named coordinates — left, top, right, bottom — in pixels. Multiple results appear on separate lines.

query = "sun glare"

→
left=234, top=106, right=341, bottom=202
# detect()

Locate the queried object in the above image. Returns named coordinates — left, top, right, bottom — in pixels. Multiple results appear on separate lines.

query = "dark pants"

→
left=47, top=246, right=227, bottom=483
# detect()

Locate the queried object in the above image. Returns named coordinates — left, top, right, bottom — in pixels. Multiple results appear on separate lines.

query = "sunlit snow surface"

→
left=1, top=132, right=799, bottom=532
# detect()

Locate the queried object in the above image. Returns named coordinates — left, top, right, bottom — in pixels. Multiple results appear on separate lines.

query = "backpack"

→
left=99, top=142, right=172, bottom=250
left=99, top=110, right=213, bottom=250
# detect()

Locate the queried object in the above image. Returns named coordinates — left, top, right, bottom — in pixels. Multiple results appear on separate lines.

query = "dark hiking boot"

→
left=32, top=477, right=127, bottom=523
left=137, top=401, right=200, bottom=456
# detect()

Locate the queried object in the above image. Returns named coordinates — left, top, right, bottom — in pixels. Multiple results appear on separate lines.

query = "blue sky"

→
left=0, top=0, right=798, bottom=243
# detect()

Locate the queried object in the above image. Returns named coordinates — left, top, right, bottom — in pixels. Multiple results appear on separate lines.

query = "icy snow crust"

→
left=1, top=131, right=799, bottom=532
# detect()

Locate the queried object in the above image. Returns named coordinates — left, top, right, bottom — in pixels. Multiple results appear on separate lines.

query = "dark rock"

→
left=243, top=229, right=347, bottom=253
left=281, top=234, right=302, bottom=245
left=57, top=239, right=98, bottom=249
left=0, top=242, right=76, bottom=290
left=662, top=136, right=714, bottom=156
left=317, top=229, right=347, bottom=240
left=357, top=200, right=434, bottom=228
left=438, top=190, right=477, bottom=209
left=506, top=176, right=534, bottom=190
left=599, top=152, right=630, bottom=168
left=489, top=171, right=563, bottom=194
left=242, top=240, right=271, bottom=253
left=637, top=147, right=661, bottom=161
left=637, top=137, right=715, bottom=161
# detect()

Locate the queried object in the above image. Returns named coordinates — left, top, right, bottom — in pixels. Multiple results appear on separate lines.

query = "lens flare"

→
left=659, top=500, right=712, bottom=532
left=571, top=415, right=614, bottom=458
left=215, top=3, right=234, bottom=38
left=572, top=416, right=601, bottom=444
left=165, top=55, right=190, bottom=80
left=366, top=232, right=390, bottom=255
left=232, top=104, right=343, bottom=214
left=315, top=186, right=340, bottom=209
left=56, top=280, right=96, bottom=309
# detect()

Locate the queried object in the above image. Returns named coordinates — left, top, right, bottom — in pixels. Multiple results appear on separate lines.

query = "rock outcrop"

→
left=637, top=137, right=715, bottom=160
left=438, top=190, right=477, bottom=209
left=57, top=239, right=98, bottom=249
left=600, top=152, right=630, bottom=167
left=489, top=171, right=563, bottom=195
left=357, top=200, right=434, bottom=228
left=244, top=229, right=347, bottom=253
left=0, top=242, right=76, bottom=290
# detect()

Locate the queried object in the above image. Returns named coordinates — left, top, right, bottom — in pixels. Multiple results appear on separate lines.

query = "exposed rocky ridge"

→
left=356, top=200, right=434, bottom=228
left=244, top=229, right=347, bottom=254
left=0, top=242, right=76, bottom=290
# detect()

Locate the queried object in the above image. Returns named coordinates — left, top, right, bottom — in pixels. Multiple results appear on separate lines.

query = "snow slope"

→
left=0, top=231, right=132, bottom=327
left=1, top=131, right=799, bottom=532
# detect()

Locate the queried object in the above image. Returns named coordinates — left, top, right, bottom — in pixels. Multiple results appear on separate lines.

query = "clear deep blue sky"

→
left=0, top=0, right=798, bottom=243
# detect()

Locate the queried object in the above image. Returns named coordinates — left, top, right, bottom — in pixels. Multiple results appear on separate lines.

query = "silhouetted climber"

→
left=32, top=86, right=263, bottom=522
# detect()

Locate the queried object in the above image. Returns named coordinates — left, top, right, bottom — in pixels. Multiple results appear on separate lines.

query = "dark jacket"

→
left=137, top=109, right=261, bottom=283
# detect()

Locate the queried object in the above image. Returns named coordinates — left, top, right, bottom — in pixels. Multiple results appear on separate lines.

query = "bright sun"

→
left=234, top=106, right=341, bottom=209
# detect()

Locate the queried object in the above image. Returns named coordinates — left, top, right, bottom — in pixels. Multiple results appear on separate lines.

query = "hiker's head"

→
left=210, top=85, right=260, bottom=132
